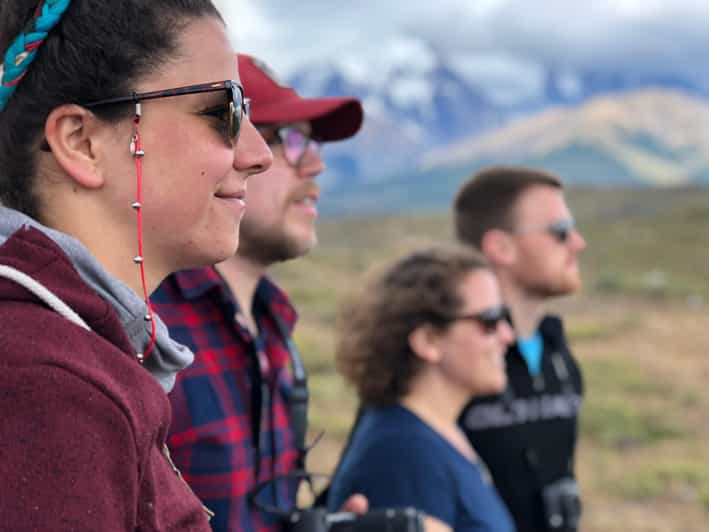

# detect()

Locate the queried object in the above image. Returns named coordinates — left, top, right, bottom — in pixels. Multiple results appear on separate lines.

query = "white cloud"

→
left=448, top=53, right=545, bottom=105
left=212, top=0, right=277, bottom=51
left=215, top=0, right=709, bottom=97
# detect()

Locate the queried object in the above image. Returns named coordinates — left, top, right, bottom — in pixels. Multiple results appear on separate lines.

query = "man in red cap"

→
left=152, top=54, right=364, bottom=532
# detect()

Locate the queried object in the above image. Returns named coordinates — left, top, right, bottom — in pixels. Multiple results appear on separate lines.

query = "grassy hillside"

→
left=272, top=187, right=709, bottom=532
left=320, top=150, right=644, bottom=217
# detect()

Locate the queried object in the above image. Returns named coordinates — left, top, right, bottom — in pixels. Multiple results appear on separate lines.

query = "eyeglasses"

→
left=81, top=80, right=249, bottom=146
left=257, top=126, right=321, bottom=167
left=449, top=305, right=511, bottom=334
left=515, top=218, right=576, bottom=243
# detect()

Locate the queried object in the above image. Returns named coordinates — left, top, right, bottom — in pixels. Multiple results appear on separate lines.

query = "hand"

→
left=339, top=493, right=368, bottom=514
left=424, top=515, right=452, bottom=532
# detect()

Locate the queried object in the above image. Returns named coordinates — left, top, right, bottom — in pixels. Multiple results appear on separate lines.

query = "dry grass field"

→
left=272, top=187, right=709, bottom=532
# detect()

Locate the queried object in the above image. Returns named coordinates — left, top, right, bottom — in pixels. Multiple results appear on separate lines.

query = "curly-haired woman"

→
left=328, top=245, right=516, bottom=532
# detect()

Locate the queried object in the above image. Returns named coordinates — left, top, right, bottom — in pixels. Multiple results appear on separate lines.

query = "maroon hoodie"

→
left=0, top=227, right=212, bottom=531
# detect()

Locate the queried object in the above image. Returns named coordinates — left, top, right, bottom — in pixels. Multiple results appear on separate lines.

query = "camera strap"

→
left=271, top=312, right=310, bottom=470
left=313, top=405, right=365, bottom=507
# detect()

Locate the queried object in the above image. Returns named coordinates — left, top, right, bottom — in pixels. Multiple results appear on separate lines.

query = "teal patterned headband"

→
left=0, top=0, right=72, bottom=111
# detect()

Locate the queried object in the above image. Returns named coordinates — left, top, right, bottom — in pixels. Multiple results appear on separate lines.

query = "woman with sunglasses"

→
left=327, top=245, right=516, bottom=532
left=0, top=0, right=270, bottom=529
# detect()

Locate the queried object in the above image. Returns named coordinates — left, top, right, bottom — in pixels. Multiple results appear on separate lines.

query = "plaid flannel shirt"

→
left=152, top=267, right=300, bottom=532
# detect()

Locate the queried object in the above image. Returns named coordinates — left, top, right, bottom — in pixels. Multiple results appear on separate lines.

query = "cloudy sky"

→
left=212, top=0, right=709, bottom=103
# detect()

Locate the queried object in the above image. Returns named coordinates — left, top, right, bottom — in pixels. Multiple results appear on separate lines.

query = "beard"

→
left=522, top=269, right=582, bottom=299
left=236, top=215, right=316, bottom=265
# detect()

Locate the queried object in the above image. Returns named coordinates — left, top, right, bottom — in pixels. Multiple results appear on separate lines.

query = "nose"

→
left=297, top=145, right=325, bottom=179
left=234, top=117, right=272, bottom=176
left=570, top=229, right=587, bottom=252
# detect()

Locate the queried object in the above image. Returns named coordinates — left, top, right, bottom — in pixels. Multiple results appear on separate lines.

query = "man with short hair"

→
left=454, top=166, right=587, bottom=532
left=152, top=54, right=364, bottom=532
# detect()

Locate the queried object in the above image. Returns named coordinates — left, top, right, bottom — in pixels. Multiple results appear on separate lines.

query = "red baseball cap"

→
left=237, top=54, right=363, bottom=141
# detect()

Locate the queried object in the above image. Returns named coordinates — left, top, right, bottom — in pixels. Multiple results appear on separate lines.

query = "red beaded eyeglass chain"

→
left=130, top=102, right=156, bottom=363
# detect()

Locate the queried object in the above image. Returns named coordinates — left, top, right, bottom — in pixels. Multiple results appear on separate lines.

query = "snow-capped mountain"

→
left=286, top=37, right=709, bottom=200
left=288, top=41, right=508, bottom=184
left=316, top=88, right=709, bottom=216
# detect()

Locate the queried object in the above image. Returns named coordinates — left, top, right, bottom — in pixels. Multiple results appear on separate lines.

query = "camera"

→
left=286, top=507, right=424, bottom=532
left=250, top=471, right=425, bottom=532
left=541, top=477, right=581, bottom=532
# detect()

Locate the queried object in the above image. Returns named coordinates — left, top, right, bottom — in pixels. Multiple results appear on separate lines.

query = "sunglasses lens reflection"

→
left=228, top=84, right=248, bottom=145
left=227, top=100, right=236, bottom=144
left=548, top=220, right=575, bottom=242
left=551, top=227, right=569, bottom=242
left=472, top=306, right=511, bottom=334
left=282, top=129, right=320, bottom=166
left=482, top=311, right=504, bottom=333
left=283, top=129, right=308, bottom=165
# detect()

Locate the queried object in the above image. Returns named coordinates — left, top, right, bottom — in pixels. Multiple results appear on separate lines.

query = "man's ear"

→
left=408, top=324, right=443, bottom=364
left=44, top=104, right=107, bottom=189
left=481, top=228, right=516, bottom=266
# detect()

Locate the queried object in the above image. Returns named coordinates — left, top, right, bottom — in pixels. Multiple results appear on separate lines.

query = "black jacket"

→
left=459, top=315, right=584, bottom=532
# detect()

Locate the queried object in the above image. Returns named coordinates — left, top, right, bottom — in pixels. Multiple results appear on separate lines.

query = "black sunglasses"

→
left=516, top=218, right=576, bottom=243
left=81, top=80, right=249, bottom=146
left=449, top=305, right=511, bottom=334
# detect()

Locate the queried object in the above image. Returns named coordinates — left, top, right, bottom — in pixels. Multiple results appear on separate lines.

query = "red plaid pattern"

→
left=152, top=267, right=299, bottom=532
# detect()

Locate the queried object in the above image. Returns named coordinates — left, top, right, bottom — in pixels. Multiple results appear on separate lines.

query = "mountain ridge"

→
left=285, top=50, right=709, bottom=215
left=314, top=88, right=709, bottom=216
left=421, top=88, right=709, bottom=186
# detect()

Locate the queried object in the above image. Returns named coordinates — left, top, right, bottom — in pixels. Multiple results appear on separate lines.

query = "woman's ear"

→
left=44, top=104, right=107, bottom=189
left=408, top=324, right=444, bottom=364
left=481, top=228, right=516, bottom=266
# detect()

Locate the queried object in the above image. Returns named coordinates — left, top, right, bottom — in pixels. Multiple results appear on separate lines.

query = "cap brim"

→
left=250, top=96, right=363, bottom=141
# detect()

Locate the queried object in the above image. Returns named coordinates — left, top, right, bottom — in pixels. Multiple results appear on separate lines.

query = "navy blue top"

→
left=328, top=405, right=515, bottom=532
